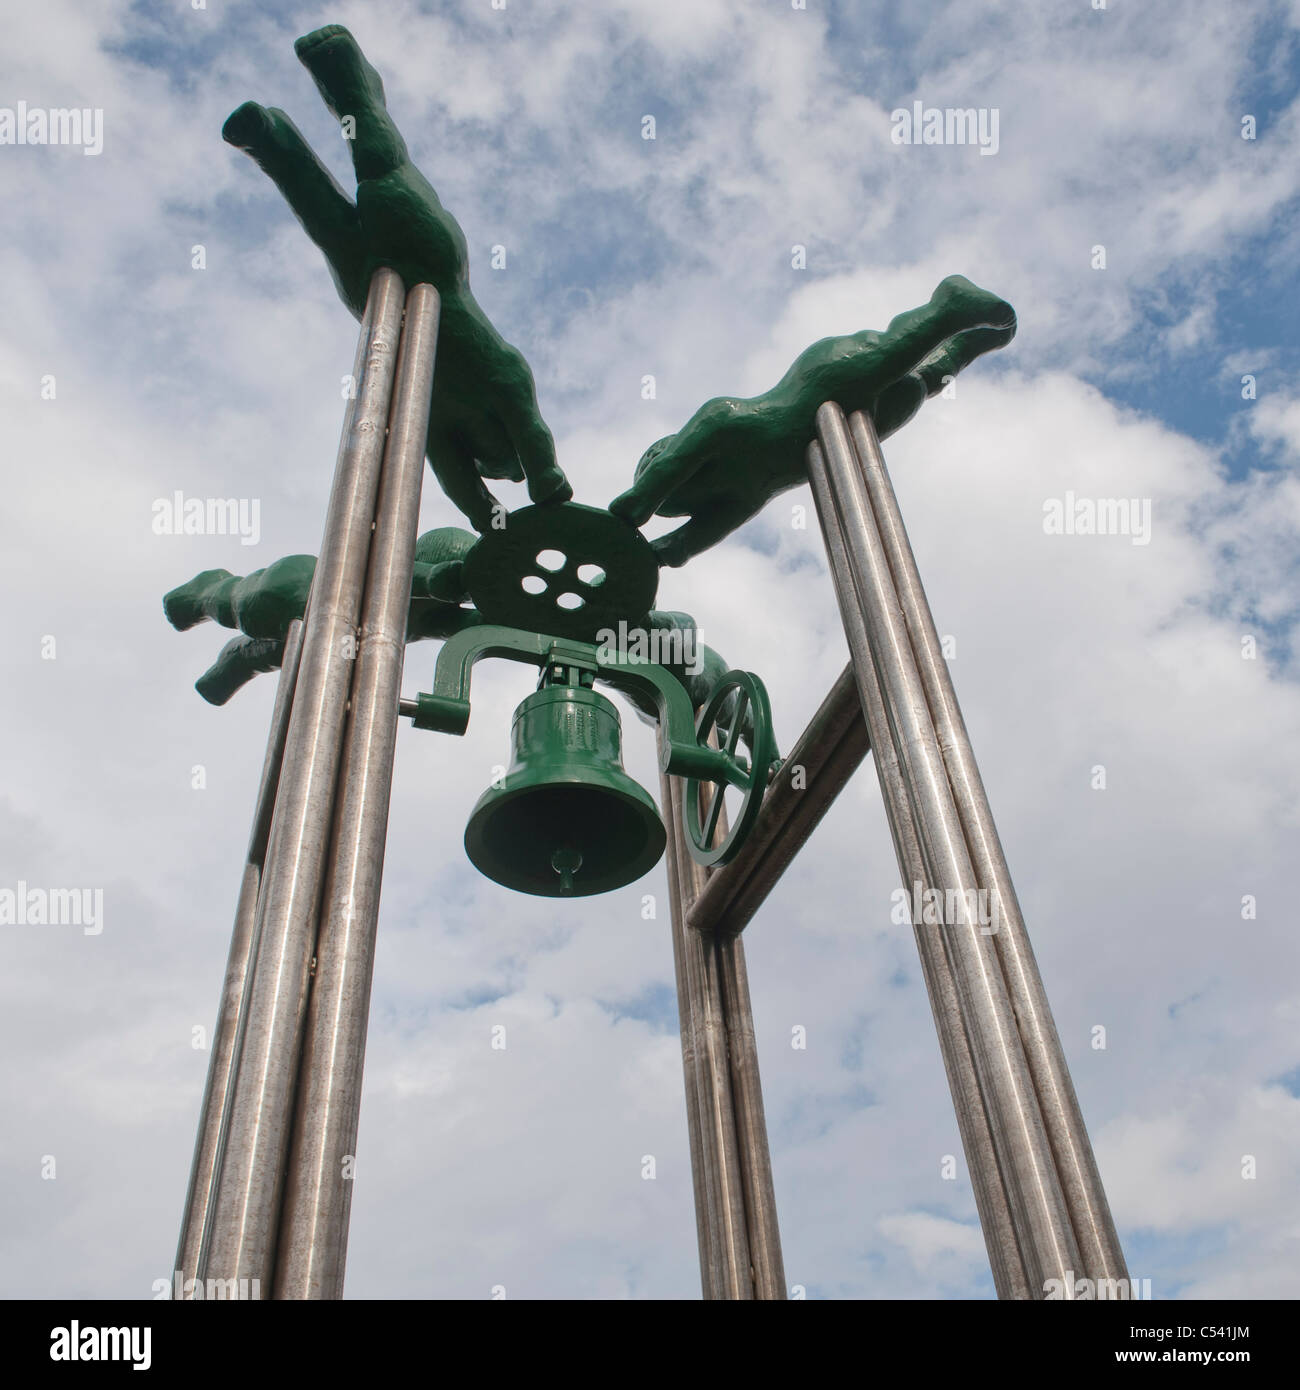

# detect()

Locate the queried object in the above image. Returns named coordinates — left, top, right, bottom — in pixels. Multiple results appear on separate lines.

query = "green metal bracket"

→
left=408, top=623, right=739, bottom=784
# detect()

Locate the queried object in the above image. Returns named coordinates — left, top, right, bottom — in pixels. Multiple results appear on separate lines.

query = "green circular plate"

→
left=462, top=502, right=659, bottom=643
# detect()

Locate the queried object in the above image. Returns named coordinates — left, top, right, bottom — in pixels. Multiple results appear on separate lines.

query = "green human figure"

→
left=165, top=530, right=731, bottom=714
left=165, top=527, right=480, bottom=704
left=222, top=24, right=570, bottom=531
left=610, top=275, right=1016, bottom=566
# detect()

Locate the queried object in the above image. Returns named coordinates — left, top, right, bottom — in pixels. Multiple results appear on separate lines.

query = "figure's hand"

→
left=221, top=25, right=570, bottom=529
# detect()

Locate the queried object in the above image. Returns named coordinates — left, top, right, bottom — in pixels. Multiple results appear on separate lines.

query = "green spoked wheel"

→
left=684, top=670, right=776, bottom=868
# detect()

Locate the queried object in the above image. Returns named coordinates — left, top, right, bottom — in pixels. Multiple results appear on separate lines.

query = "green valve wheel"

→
left=685, top=670, right=776, bottom=868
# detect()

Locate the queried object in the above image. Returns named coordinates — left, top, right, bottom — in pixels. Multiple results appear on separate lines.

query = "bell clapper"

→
left=552, top=846, right=583, bottom=895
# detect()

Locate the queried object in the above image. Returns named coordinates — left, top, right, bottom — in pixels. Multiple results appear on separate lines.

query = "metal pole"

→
left=810, top=402, right=1080, bottom=1295
left=175, top=620, right=305, bottom=1290
left=274, top=283, right=441, bottom=1299
left=658, top=756, right=729, bottom=1297
left=203, top=268, right=407, bottom=1290
left=713, top=930, right=786, bottom=1298
left=659, top=762, right=753, bottom=1298
left=661, top=739, right=786, bottom=1299
left=844, top=407, right=1128, bottom=1284
left=688, top=665, right=868, bottom=937
left=808, top=453, right=1030, bottom=1298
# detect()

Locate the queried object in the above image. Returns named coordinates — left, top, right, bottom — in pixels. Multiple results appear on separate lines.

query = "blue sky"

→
left=1, top=0, right=1298, bottom=1300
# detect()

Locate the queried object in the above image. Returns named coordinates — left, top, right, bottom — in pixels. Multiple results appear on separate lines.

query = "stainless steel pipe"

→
left=175, top=620, right=304, bottom=1291
left=203, top=269, right=407, bottom=1290
left=660, top=740, right=786, bottom=1299
left=808, top=452, right=1030, bottom=1299
left=845, top=408, right=1128, bottom=1285
left=659, top=764, right=754, bottom=1298
left=810, top=402, right=1080, bottom=1295
left=713, top=929, right=786, bottom=1299
left=274, top=284, right=441, bottom=1299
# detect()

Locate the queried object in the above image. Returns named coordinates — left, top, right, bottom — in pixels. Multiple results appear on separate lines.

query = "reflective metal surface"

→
left=174, top=619, right=304, bottom=1292
left=809, top=401, right=1081, bottom=1295
left=844, top=408, right=1128, bottom=1286
left=203, top=269, right=407, bottom=1289
left=274, top=283, right=441, bottom=1299
left=808, top=454, right=1030, bottom=1299
left=660, top=740, right=786, bottom=1299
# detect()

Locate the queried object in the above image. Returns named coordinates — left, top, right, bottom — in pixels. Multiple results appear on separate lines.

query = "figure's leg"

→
left=221, top=103, right=365, bottom=311
left=915, top=323, right=1017, bottom=388
left=650, top=495, right=759, bottom=568
left=873, top=324, right=1017, bottom=440
left=164, top=569, right=238, bottom=632
left=196, top=635, right=287, bottom=706
left=295, top=25, right=408, bottom=182
left=844, top=276, right=1016, bottom=398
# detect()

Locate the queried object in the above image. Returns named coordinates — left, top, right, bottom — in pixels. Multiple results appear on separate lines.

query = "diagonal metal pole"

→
left=809, top=401, right=1081, bottom=1296
left=175, top=618, right=305, bottom=1292
left=202, top=268, right=407, bottom=1291
left=274, top=282, right=441, bottom=1299
left=688, top=665, right=868, bottom=937
left=807, top=451, right=1030, bottom=1298
left=843, top=406, right=1127, bottom=1285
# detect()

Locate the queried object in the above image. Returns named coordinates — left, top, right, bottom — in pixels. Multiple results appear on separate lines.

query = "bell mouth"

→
left=465, top=778, right=666, bottom=898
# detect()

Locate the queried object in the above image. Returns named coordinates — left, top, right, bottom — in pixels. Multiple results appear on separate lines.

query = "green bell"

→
left=464, top=683, right=666, bottom=897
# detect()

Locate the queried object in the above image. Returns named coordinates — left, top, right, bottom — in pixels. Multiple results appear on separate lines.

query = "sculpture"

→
left=222, top=24, right=570, bottom=531
left=164, top=530, right=730, bottom=719
left=610, top=280, right=1015, bottom=566
left=191, top=26, right=1019, bottom=697
left=164, top=527, right=480, bottom=704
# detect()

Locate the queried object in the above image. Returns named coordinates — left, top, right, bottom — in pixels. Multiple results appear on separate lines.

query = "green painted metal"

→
left=222, top=24, right=570, bottom=531
left=461, top=502, right=659, bottom=645
left=408, top=622, right=777, bottom=885
left=610, top=275, right=1016, bottom=566
left=169, top=24, right=1023, bottom=894
left=410, top=622, right=726, bottom=779
left=685, top=670, right=778, bottom=868
left=164, top=532, right=734, bottom=714
left=463, top=681, right=666, bottom=898
left=162, top=526, right=480, bottom=705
